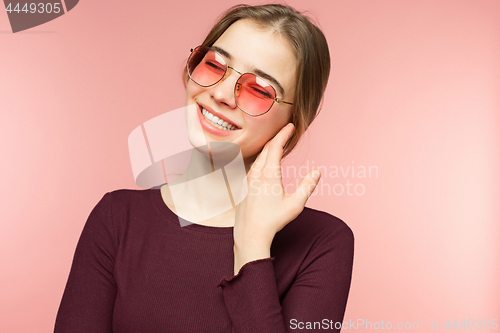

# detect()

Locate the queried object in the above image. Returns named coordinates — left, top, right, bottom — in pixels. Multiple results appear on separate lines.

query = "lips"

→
left=198, top=103, right=241, bottom=129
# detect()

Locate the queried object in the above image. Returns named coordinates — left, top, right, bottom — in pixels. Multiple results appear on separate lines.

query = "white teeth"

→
left=201, top=108, right=237, bottom=131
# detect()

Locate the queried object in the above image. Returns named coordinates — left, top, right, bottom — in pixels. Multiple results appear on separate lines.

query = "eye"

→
left=204, top=60, right=225, bottom=72
left=249, top=85, right=273, bottom=99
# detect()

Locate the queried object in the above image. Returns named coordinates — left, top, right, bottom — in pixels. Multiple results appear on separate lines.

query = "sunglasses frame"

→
left=187, top=45, right=293, bottom=117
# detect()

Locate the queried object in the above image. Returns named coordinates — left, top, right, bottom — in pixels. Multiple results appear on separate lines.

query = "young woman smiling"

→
left=55, top=4, right=354, bottom=333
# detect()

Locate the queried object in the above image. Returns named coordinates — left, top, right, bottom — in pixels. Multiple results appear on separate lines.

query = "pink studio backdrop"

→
left=1, top=0, right=499, bottom=332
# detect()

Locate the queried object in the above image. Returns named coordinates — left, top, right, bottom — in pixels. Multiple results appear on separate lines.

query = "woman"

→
left=54, top=4, right=354, bottom=332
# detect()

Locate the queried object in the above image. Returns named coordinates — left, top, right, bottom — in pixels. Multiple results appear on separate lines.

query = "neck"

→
left=166, top=142, right=255, bottom=225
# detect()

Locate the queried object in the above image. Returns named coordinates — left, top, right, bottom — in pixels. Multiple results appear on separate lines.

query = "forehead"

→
left=213, top=19, right=297, bottom=97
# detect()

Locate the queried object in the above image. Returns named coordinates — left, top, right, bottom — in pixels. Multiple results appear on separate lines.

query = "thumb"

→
left=292, top=169, right=321, bottom=207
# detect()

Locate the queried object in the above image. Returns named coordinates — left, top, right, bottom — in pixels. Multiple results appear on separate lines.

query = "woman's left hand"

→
left=233, top=123, right=321, bottom=274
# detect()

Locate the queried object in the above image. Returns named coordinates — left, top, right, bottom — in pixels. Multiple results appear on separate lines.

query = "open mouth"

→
left=199, top=105, right=240, bottom=131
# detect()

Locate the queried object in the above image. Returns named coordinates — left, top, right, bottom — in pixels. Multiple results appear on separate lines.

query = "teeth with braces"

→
left=201, top=108, right=237, bottom=131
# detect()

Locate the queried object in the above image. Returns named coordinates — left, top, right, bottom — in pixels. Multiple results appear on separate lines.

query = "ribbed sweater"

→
left=54, top=188, right=354, bottom=332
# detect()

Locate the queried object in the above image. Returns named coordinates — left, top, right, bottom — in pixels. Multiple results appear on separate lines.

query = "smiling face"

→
left=185, top=19, right=297, bottom=163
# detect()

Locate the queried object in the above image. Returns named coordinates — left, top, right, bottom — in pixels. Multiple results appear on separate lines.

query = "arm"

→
left=219, top=123, right=354, bottom=332
left=281, top=225, right=354, bottom=331
left=217, top=223, right=355, bottom=332
left=54, top=192, right=117, bottom=333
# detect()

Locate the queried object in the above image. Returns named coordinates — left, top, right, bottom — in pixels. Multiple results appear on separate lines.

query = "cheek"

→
left=243, top=117, right=279, bottom=146
left=243, top=108, right=291, bottom=149
left=185, top=81, right=204, bottom=102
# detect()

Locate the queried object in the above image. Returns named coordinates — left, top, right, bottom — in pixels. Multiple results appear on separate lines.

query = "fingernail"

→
left=312, top=170, right=320, bottom=182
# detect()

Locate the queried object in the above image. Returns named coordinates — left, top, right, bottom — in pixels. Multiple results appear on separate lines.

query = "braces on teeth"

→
left=201, top=108, right=237, bottom=131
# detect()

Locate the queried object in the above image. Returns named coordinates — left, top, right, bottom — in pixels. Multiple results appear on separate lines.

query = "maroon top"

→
left=54, top=189, right=354, bottom=332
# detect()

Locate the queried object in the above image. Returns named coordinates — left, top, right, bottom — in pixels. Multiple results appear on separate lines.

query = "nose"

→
left=209, top=68, right=238, bottom=109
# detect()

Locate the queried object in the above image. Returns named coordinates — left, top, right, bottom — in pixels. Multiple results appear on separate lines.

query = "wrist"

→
left=233, top=243, right=271, bottom=275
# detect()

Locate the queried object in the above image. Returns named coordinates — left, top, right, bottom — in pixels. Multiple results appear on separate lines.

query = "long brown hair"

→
left=183, top=4, right=330, bottom=159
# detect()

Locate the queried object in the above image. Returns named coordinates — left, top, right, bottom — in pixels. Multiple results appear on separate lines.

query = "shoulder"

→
left=88, top=188, right=161, bottom=242
left=272, top=207, right=354, bottom=283
left=287, top=206, right=354, bottom=245
left=98, top=188, right=156, bottom=213
left=273, top=207, right=354, bottom=263
left=105, top=188, right=152, bottom=202
left=91, top=188, right=156, bottom=227
left=303, top=206, right=353, bottom=236
left=273, top=206, right=354, bottom=263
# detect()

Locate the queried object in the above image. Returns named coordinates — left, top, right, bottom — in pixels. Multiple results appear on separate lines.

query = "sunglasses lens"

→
left=187, top=46, right=227, bottom=86
left=235, top=74, right=276, bottom=116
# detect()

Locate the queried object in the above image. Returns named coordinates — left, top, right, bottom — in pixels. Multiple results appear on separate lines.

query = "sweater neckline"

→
left=151, top=188, right=234, bottom=234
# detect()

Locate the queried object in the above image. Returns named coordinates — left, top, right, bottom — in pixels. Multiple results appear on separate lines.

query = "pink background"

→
left=1, top=0, right=499, bottom=331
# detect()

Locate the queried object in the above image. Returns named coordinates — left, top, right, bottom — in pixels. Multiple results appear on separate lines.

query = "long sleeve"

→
left=53, top=189, right=354, bottom=332
left=217, top=222, right=355, bottom=333
left=54, top=192, right=117, bottom=333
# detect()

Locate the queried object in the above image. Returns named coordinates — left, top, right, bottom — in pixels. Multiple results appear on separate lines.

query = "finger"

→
left=291, top=169, right=320, bottom=208
left=265, top=123, right=295, bottom=167
left=249, top=142, right=269, bottom=175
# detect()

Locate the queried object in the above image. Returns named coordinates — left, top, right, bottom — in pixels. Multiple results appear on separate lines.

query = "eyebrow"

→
left=211, top=45, right=286, bottom=96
